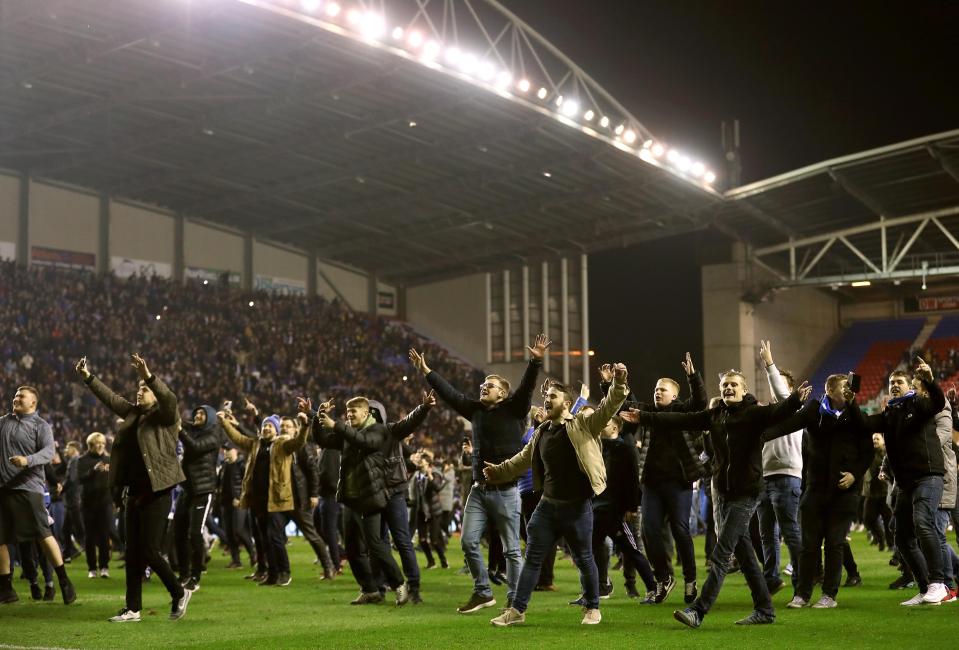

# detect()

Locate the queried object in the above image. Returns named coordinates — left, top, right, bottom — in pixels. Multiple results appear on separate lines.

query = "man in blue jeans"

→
left=867, top=360, right=948, bottom=606
left=484, top=366, right=630, bottom=627
left=622, top=369, right=810, bottom=628
left=758, top=340, right=804, bottom=595
left=409, top=334, right=547, bottom=614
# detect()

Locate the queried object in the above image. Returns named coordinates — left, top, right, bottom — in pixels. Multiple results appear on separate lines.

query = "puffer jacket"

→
left=291, top=441, right=321, bottom=509
left=313, top=414, right=391, bottom=515
left=937, top=402, right=957, bottom=509
left=85, top=373, right=185, bottom=493
left=178, top=405, right=220, bottom=495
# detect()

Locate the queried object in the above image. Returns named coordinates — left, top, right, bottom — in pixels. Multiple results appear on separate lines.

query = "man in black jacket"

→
left=781, top=375, right=873, bottom=609
left=606, top=353, right=707, bottom=605
left=281, top=416, right=334, bottom=580
left=175, top=405, right=220, bottom=591
left=219, top=444, right=254, bottom=569
left=409, top=333, right=547, bottom=614
left=623, top=370, right=810, bottom=629
left=410, top=449, right=449, bottom=571
left=310, top=396, right=410, bottom=606
left=868, top=359, right=948, bottom=605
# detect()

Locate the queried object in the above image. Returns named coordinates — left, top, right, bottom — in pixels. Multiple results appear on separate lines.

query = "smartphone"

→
left=847, top=372, right=861, bottom=394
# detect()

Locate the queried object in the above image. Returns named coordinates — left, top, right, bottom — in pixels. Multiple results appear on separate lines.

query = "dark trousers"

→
left=521, top=491, right=556, bottom=586
left=82, top=498, right=112, bottom=571
left=695, top=489, right=772, bottom=618
left=253, top=510, right=290, bottom=576
left=174, top=492, right=212, bottom=580
left=592, top=508, right=655, bottom=591
left=641, top=480, right=697, bottom=584
left=288, top=501, right=333, bottom=571
left=514, top=497, right=597, bottom=613
left=344, top=507, right=403, bottom=593
left=318, top=496, right=341, bottom=568
left=797, top=491, right=857, bottom=599
left=124, top=490, right=183, bottom=612
left=250, top=508, right=267, bottom=573
left=895, top=476, right=945, bottom=592
left=18, top=541, right=52, bottom=585
left=416, top=512, right=447, bottom=566
left=863, top=495, right=894, bottom=549
left=222, top=502, right=254, bottom=564
left=64, top=502, right=85, bottom=552
left=380, top=491, right=420, bottom=589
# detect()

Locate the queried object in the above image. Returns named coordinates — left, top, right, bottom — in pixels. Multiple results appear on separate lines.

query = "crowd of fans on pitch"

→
left=0, top=260, right=481, bottom=459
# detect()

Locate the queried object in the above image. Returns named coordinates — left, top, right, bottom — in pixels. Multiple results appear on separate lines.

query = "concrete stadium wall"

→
left=29, top=181, right=99, bottom=257
left=110, top=201, right=175, bottom=275
left=701, top=245, right=840, bottom=402
left=317, top=261, right=368, bottom=311
left=0, top=174, right=17, bottom=260
left=407, top=273, right=489, bottom=369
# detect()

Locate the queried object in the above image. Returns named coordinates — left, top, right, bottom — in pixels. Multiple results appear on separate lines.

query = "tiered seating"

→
left=921, top=315, right=959, bottom=386
left=809, top=318, right=925, bottom=400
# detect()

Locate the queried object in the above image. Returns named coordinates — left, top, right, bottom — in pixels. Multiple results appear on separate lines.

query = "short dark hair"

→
left=544, top=380, right=573, bottom=402
left=17, top=386, right=39, bottom=403
left=779, top=370, right=796, bottom=391
left=889, top=370, right=910, bottom=382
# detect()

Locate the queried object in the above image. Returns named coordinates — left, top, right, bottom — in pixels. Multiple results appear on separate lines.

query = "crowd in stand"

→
left=2, top=263, right=958, bottom=632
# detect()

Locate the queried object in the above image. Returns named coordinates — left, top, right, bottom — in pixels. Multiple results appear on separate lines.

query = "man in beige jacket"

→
left=485, top=363, right=630, bottom=627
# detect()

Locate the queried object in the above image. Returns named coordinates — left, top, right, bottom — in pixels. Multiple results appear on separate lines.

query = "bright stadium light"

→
left=517, top=78, right=531, bottom=93
left=542, top=171, right=552, bottom=178
left=300, top=0, right=321, bottom=12
left=391, top=26, right=404, bottom=40
left=555, top=95, right=564, bottom=107
left=421, top=40, right=441, bottom=60
left=666, top=149, right=680, bottom=163
left=155, top=314, right=162, bottom=321
left=614, top=124, right=625, bottom=136
left=459, top=53, right=478, bottom=74
left=599, top=116, right=610, bottom=128
left=677, top=156, right=692, bottom=172
left=651, top=142, right=665, bottom=157
left=248, top=301, right=255, bottom=307
left=444, top=46, right=462, bottom=65
left=495, top=70, right=512, bottom=88
left=346, top=8, right=361, bottom=25
left=851, top=280, right=871, bottom=287
left=359, top=13, right=386, bottom=40
left=325, top=2, right=340, bottom=17
left=583, top=109, right=595, bottom=121
left=561, top=100, right=579, bottom=117
left=623, top=129, right=637, bottom=144
left=537, top=87, right=548, bottom=99
left=477, top=60, right=495, bottom=81
left=406, top=30, right=423, bottom=48
left=704, top=171, right=716, bottom=184
left=690, top=161, right=706, bottom=177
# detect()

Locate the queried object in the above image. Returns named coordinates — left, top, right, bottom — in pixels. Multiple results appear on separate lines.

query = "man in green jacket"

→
left=484, top=363, right=630, bottom=627
left=77, top=354, right=191, bottom=623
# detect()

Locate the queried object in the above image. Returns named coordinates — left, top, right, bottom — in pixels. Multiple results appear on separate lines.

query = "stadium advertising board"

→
left=905, top=296, right=959, bottom=312
left=254, top=275, right=306, bottom=295
left=30, top=246, right=95, bottom=270
left=0, top=241, right=14, bottom=261
left=186, top=265, right=241, bottom=287
left=111, top=256, right=173, bottom=279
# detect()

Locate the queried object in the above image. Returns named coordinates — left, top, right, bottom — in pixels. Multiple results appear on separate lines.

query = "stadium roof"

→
left=1, top=0, right=957, bottom=289
left=0, top=0, right=723, bottom=285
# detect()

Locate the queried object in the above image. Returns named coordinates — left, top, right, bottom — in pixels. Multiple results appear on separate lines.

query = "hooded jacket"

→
left=369, top=401, right=432, bottom=494
left=178, top=405, right=220, bottom=495
left=867, top=377, right=945, bottom=490
left=84, top=374, right=185, bottom=494
left=638, top=392, right=803, bottom=498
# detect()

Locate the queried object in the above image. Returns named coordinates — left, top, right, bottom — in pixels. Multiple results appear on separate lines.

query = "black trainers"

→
left=183, top=577, right=200, bottom=592
left=275, top=573, right=292, bottom=587
left=457, top=592, right=496, bottom=614
left=640, top=589, right=657, bottom=604
left=735, top=610, right=775, bottom=625
left=844, top=574, right=862, bottom=588
left=410, top=590, right=423, bottom=605
left=625, top=583, right=640, bottom=599
left=60, top=579, right=76, bottom=605
left=30, top=582, right=43, bottom=601
left=170, top=589, right=192, bottom=620
left=259, top=574, right=278, bottom=586
left=767, top=579, right=785, bottom=595
left=684, top=581, right=698, bottom=604
left=654, top=576, right=676, bottom=604
left=599, top=579, right=613, bottom=600
left=350, top=591, right=384, bottom=605
left=673, top=607, right=702, bottom=629
left=568, top=595, right=587, bottom=607
left=43, top=584, right=55, bottom=602
left=889, top=575, right=915, bottom=590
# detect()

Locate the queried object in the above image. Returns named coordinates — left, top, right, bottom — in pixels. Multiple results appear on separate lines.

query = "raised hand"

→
left=296, top=396, right=313, bottom=414
left=619, top=408, right=641, bottom=424
left=527, top=333, right=552, bottom=361
left=612, top=362, right=628, bottom=383
left=681, top=352, right=696, bottom=376
left=598, top=364, right=613, bottom=383
left=75, top=357, right=91, bottom=379
left=317, top=398, right=335, bottom=414
left=130, top=353, right=150, bottom=380
left=579, top=383, right=590, bottom=401
left=797, top=381, right=812, bottom=401
left=408, top=348, right=431, bottom=375
left=318, top=411, right=336, bottom=429
left=422, top=390, right=436, bottom=407
left=915, top=356, right=933, bottom=382
left=759, top=340, right=774, bottom=367
left=217, top=410, right=238, bottom=426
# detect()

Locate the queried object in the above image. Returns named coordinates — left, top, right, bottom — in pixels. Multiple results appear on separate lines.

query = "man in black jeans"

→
left=623, top=370, right=810, bottom=628
left=869, top=359, right=948, bottom=606
left=219, top=444, right=255, bottom=569
left=77, top=354, right=190, bottom=623
left=175, top=405, right=220, bottom=591
left=782, top=374, right=872, bottom=609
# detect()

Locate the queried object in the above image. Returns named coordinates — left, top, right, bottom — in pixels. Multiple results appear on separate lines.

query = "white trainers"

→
left=99, top=569, right=110, bottom=579
left=922, top=583, right=948, bottom=604
left=87, top=571, right=97, bottom=579
left=490, top=607, right=525, bottom=627
left=109, top=608, right=141, bottom=623
left=581, top=608, right=602, bottom=625
left=812, top=595, right=837, bottom=609
left=901, top=592, right=927, bottom=606
left=787, top=595, right=809, bottom=609
left=395, top=582, right=410, bottom=606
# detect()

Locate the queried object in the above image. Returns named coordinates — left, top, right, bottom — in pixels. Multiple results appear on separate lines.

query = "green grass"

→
left=1, top=530, right=956, bottom=649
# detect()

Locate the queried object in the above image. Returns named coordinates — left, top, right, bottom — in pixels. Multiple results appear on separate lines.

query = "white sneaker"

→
left=812, top=595, right=837, bottom=609
left=99, top=569, right=110, bottom=579
left=395, top=582, right=410, bottom=606
left=901, top=592, right=926, bottom=606
left=922, top=583, right=948, bottom=604
left=581, top=608, right=602, bottom=625
left=88, top=571, right=97, bottom=579
left=109, top=608, right=141, bottom=623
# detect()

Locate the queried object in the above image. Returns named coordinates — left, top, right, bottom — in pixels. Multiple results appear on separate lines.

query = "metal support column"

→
left=503, top=269, right=511, bottom=362
left=17, top=172, right=28, bottom=268
left=173, top=214, right=184, bottom=283
left=521, top=265, right=530, bottom=359
left=98, top=193, right=110, bottom=275
left=541, top=261, right=550, bottom=374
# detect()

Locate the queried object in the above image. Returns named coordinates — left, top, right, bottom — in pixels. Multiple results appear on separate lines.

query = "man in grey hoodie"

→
left=758, top=340, right=803, bottom=595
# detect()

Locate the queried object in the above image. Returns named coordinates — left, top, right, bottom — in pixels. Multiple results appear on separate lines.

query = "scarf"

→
left=819, top=396, right=844, bottom=419
left=887, top=391, right=916, bottom=408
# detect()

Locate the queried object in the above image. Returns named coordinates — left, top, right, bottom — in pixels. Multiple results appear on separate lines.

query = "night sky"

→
left=500, top=0, right=959, bottom=395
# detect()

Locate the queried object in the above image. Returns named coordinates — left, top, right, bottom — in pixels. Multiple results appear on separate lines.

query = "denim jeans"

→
left=380, top=490, right=421, bottom=589
left=797, top=490, right=857, bottom=599
left=513, top=497, right=598, bottom=613
left=756, top=474, right=802, bottom=588
left=695, top=487, right=773, bottom=618
left=461, top=484, right=522, bottom=600
left=641, top=480, right=697, bottom=583
left=936, top=509, right=959, bottom=589
left=894, top=476, right=945, bottom=592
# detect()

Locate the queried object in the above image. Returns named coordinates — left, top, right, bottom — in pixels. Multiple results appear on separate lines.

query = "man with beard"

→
left=175, top=405, right=220, bottom=591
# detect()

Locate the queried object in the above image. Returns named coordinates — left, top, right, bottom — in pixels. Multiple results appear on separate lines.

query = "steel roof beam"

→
left=828, top=168, right=890, bottom=217
left=733, top=200, right=798, bottom=238
left=927, top=145, right=959, bottom=185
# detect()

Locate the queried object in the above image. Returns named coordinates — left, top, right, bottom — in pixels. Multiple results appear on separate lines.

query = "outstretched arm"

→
left=583, top=363, right=630, bottom=438
left=679, top=353, right=708, bottom=411
left=218, top=413, right=254, bottom=452
left=78, top=357, right=134, bottom=418
left=506, top=333, right=549, bottom=416
left=131, top=355, right=178, bottom=427
left=387, top=393, right=434, bottom=441
left=483, top=435, right=536, bottom=483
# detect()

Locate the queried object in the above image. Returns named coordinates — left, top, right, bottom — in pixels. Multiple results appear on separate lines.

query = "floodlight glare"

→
left=300, top=0, right=321, bottom=12
left=407, top=30, right=423, bottom=48
left=583, top=110, right=595, bottom=121
left=537, top=87, right=548, bottom=99
left=666, top=149, right=680, bottom=163
left=614, top=124, right=625, bottom=136
left=477, top=60, right=495, bottom=81
left=561, top=100, right=579, bottom=117
left=444, top=46, right=462, bottom=64
left=599, top=116, right=610, bottom=128
left=346, top=8, right=361, bottom=25
left=677, top=156, right=691, bottom=172
left=517, top=78, right=531, bottom=93
left=359, top=13, right=386, bottom=39
left=623, top=130, right=637, bottom=144
left=422, top=40, right=441, bottom=60
left=651, top=143, right=665, bottom=157
left=690, top=161, right=706, bottom=177
left=555, top=95, right=564, bottom=107
left=704, top=171, right=716, bottom=184
left=460, top=53, right=478, bottom=74
left=325, top=2, right=340, bottom=17
left=391, top=26, right=404, bottom=40
left=495, top=70, right=512, bottom=88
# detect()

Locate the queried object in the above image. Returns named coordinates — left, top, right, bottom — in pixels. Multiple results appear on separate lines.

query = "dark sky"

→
left=498, top=0, right=959, bottom=394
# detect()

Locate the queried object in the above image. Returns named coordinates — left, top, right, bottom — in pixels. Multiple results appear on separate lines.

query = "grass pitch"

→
left=0, top=530, right=955, bottom=649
